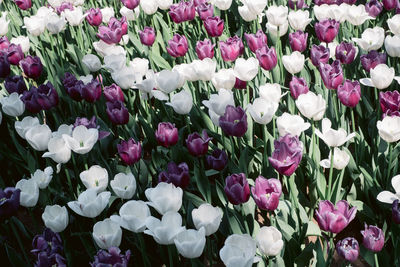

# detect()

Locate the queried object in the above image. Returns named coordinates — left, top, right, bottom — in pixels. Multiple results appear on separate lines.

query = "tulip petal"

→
left=377, top=191, right=400, bottom=204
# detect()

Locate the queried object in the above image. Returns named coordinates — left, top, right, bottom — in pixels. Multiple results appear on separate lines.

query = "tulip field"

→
left=2, top=0, right=400, bottom=266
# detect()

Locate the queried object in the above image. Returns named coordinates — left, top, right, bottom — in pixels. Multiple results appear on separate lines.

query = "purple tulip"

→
left=82, top=79, right=102, bottom=103
left=90, top=247, right=131, bottom=267
left=361, top=224, right=384, bottom=252
left=224, top=173, right=250, bottom=205
left=319, top=60, right=344, bottom=90
left=194, top=0, right=208, bottom=6
left=342, top=0, right=357, bottom=3
left=36, top=82, right=59, bottom=110
left=117, top=138, right=142, bottom=165
left=289, top=76, right=309, bottom=99
left=256, top=46, right=277, bottom=71
left=335, top=42, right=357, bottom=65
left=0, top=36, right=10, bottom=51
left=315, top=19, right=340, bottom=43
left=20, top=56, right=43, bottom=79
left=336, top=237, right=359, bottom=262
left=0, top=187, right=20, bottom=221
left=4, top=75, right=27, bottom=94
left=97, top=24, right=123, bottom=45
left=288, top=0, right=308, bottom=9
left=365, top=0, right=383, bottom=17
left=169, top=1, right=196, bottom=24
left=31, top=228, right=63, bottom=257
left=0, top=52, right=10, bottom=78
left=7, top=44, right=24, bottom=65
left=289, top=31, right=308, bottom=53
left=155, top=122, right=179, bottom=148
left=35, top=252, right=66, bottom=267
left=382, top=0, right=398, bottom=10
left=86, top=8, right=102, bottom=27
left=337, top=80, right=361, bottom=108
left=219, top=36, right=244, bottom=62
left=234, top=78, right=247, bottom=89
left=74, top=116, right=110, bottom=140
left=186, top=130, right=211, bottom=157
left=121, top=0, right=140, bottom=10
left=219, top=105, right=248, bottom=137
left=251, top=176, right=282, bottom=211
left=139, top=27, right=156, bottom=47
left=196, top=39, right=215, bottom=60
left=360, top=50, right=387, bottom=72
left=63, top=73, right=84, bottom=101
left=244, top=29, right=268, bottom=53
left=21, top=88, right=42, bottom=113
left=197, top=3, right=214, bottom=20
left=167, top=34, right=189, bottom=58
left=106, top=101, right=129, bottom=125
left=392, top=199, right=400, bottom=224
left=56, top=2, right=73, bottom=14
left=109, top=17, right=128, bottom=36
left=206, top=148, right=228, bottom=171
left=315, top=200, right=357, bottom=233
left=104, top=83, right=124, bottom=102
left=158, top=162, right=190, bottom=188
left=14, top=0, right=31, bottom=10
left=268, top=134, right=303, bottom=176
left=310, top=44, right=330, bottom=66
left=204, top=16, right=224, bottom=37
left=314, top=0, right=339, bottom=5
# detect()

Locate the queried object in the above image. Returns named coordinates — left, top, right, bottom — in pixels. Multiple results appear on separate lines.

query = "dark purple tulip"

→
left=219, top=105, right=248, bottom=137
left=109, top=17, right=128, bottom=36
left=219, top=36, right=244, bottom=62
left=106, top=101, right=129, bottom=125
left=336, top=237, right=359, bottom=262
left=158, top=162, right=190, bottom=188
left=289, top=76, right=309, bottom=99
left=97, top=25, right=123, bottom=45
left=139, top=27, right=156, bottom=47
left=56, top=2, right=73, bottom=14
left=314, top=0, right=339, bottom=5
left=203, top=16, right=224, bottom=37
left=104, top=83, right=124, bottom=102
left=382, top=0, right=398, bottom=10
left=392, top=199, right=400, bottom=224
left=365, top=0, right=383, bottom=17
left=224, top=173, right=250, bottom=205
left=14, top=0, right=31, bottom=10
left=121, top=0, right=140, bottom=10
left=206, top=148, right=228, bottom=171
left=194, top=0, right=208, bottom=6
left=82, top=79, right=102, bottom=103
left=74, top=116, right=110, bottom=140
left=169, top=1, right=196, bottom=23
left=310, top=45, right=330, bottom=66
left=31, top=228, right=63, bottom=257
left=234, top=78, right=247, bottom=89
left=35, top=252, right=66, bottom=267
left=268, top=134, right=303, bottom=176
left=196, top=39, right=215, bottom=60
left=155, top=122, right=179, bottom=148
left=20, top=56, right=43, bottom=79
left=341, top=0, right=357, bottom=4
left=335, top=42, right=357, bottom=65
left=315, top=200, right=357, bottom=233
left=289, top=31, right=308, bottom=53
left=62, top=72, right=78, bottom=89
left=63, top=75, right=84, bottom=101
left=7, top=44, right=24, bottom=65
left=256, top=46, right=277, bottom=71
left=0, top=187, right=20, bottom=221
left=360, top=50, right=387, bottom=72
left=0, top=36, right=10, bottom=51
left=4, top=76, right=27, bottom=94
left=90, top=247, right=131, bottom=267
left=21, top=88, right=42, bottom=113
left=251, top=176, right=282, bottom=211
left=86, top=8, right=102, bottom=27
left=0, top=53, right=10, bottom=78
left=288, top=0, right=308, bottom=9
left=186, top=130, right=211, bottom=157
left=36, top=82, right=59, bottom=110
left=117, top=138, right=142, bottom=165
left=244, top=29, right=268, bottom=53
left=337, top=80, right=361, bottom=108
left=319, top=60, right=344, bottom=90
left=315, top=19, right=340, bottom=43
left=167, top=34, right=189, bottom=58
left=197, top=3, right=214, bottom=20
left=361, top=224, right=384, bottom=252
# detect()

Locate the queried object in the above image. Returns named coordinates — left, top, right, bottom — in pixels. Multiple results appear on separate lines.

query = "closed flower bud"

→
left=338, top=80, right=361, bottom=108
left=310, top=44, right=330, bottom=66
left=224, top=173, right=250, bottom=205
left=365, top=0, right=383, bottom=18
left=206, top=148, right=228, bottom=171
left=289, top=76, right=309, bottom=99
left=269, top=134, right=303, bottom=176
left=186, top=130, right=211, bottom=157
left=169, top=1, right=196, bottom=23
left=121, top=0, right=140, bottom=10
left=383, top=0, right=398, bottom=10
left=86, top=8, right=103, bottom=27
left=315, top=19, right=340, bottom=43
left=166, top=90, right=193, bottom=115
left=197, top=3, right=214, bottom=20
left=21, top=88, right=41, bottom=113
left=155, top=122, right=179, bottom=148
left=256, top=46, right=277, bottom=71
left=377, top=115, right=400, bottom=143
left=118, top=138, right=141, bottom=165
left=42, top=205, right=69, bottom=233
left=256, top=226, right=284, bottom=256
left=276, top=112, right=310, bottom=136
left=319, top=60, right=344, bottom=90
left=167, top=34, right=188, bottom=58
left=203, top=16, right=224, bottom=37
left=14, top=0, right=32, bottom=10
left=82, top=79, right=102, bottom=103
left=20, top=56, right=43, bottom=79
left=174, top=228, right=206, bottom=259
left=139, top=26, right=156, bottom=46
left=104, top=83, right=124, bottom=102
left=15, top=178, right=39, bottom=207
left=106, top=101, right=129, bottom=125
left=296, top=91, right=327, bottom=120
left=244, top=29, right=268, bottom=53
left=233, top=57, right=259, bottom=82
left=196, top=39, right=215, bottom=60
left=336, top=237, right=359, bottom=262
left=25, top=124, right=52, bottom=151
left=7, top=44, right=24, bottom=66
left=192, top=204, right=223, bottom=236
left=36, top=82, right=59, bottom=110
left=219, top=36, right=244, bottom=62
left=289, top=31, right=308, bottom=52
left=251, top=176, right=282, bottom=211
left=282, top=51, right=305, bottom=74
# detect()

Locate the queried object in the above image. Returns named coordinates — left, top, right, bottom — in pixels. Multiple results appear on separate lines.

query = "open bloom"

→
left=30, top=167, right=53, bottom=189
left=219, top=234, right=257, bottom=267
left=144, top=211, right=185, bottom=245
left=258, top=83, right=283, bottom=104
left=361, top=224, right=384, bottom=252
left=276, top=112, right=310, bottom=136
left=167, top=34, right=188, bottom=58
left=219, top=105, right=248, bottom=137
left=256, top=226, right=284, bottom=256
left=336, top=237, right=359, bottom=262
left=42, top=205, right=68, bottom=233
left=360, top=64, right=395, bottom=90
left=110, top=200, right=150, bottom=233
left=377, top=175, right=400, bottom=204
left=288, top=10, right=312, bottom=31
left=289, top=76, right=309, bottom=99
left=251, top=177, right=282, bottom=211
left=80, top=165, right=108, bottom=193
left=244, top=29, right=267, bottom=53
left=352, top=26, right=384, bottom=51
left=174, top=228, right=206, bottom=259
left=158, top=162, right=190, bottom=189
left=145, top=182, right=182, bottom=215
left=63, top=125, right=98, bottom=154
left=192, top=204, right=223, bottom=236
left=296, top=91, right=326, bottom=120
left=335, top=42, right=357, bottom=64
left=0, top=92, right=25, bottom=117
left=377, top=115, right=400, bottom=143
left=110, top=172, right=136, bottom=199
left=315, top=200, right=357, bottom=233
left=90, top=247, right=131, bottom=267
left=320, top=147, right=350, bottom=170
left=316, top=118, right=355, bottom=147
left=247, top=98, right=278, bottom=125
left=15, top=179, right=39, bottom=208
left=93, top=218, right=122, bottom=249
left=269, top=134, right=303, bottom=176
left=67, top=188, right=111, bottom=218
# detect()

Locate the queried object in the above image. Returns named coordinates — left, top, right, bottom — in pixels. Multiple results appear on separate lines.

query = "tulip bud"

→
left=106, top=101, right=129, bottom=125
left=380, top=90, right=400, bottom=115
left=42, top=205, right=69, bottom=233
left=0, top=36, right=10, bottom=51
left=166, top=90, right=193, bottom=114
left=203, top=16, right=224, bottom=37
left=1, top=92, right=25, bottom=116
left=315, top=200, right=357, bottom=233
left=7, top=44, right=24, bottom=66
left=256, top=46, right=277, bottom=71
left=310, top=44, right=330, bottom=66
left=104, top=83, right=124, bottom=102
left=186, top=130, right=211, bottom=157
left=0, top=52, right=10, bottom=78
left=82, top=79, right=102, bottom=103
left=365, top=0, right=383, bottom=17
left=192, top=204, right=223, bottom=236
left=234, top=78, right=247, bottom=89
left=139, top=26, right=156, bottom=46
left=219, top=36, right=244, bottom=62
left=269, top=134, right=303, bottom=176
left=14, top=0, right=32, bottom=10
left=289, top=76, right=309, bottom=99
left=219, top=105, right=248, bottom=137
left=117, top=138, right=142, bottom=165
left=86, top=8, right=103, bottom=27
left=36, top=82, right=59, bottom=110
left=15, top=179, right=39, bottom=207
left=289, top=31, right=308, bottom=52
left=251, top=176, right=282, bottom=211
left=4, top=75, right=27, bottom=95
left=206, top=148, right=228, bottom=171
left=197, top=3, right=214, bottom=20
left=20, top=56, right=43, bottom=79
left=196, top=39, right=215, bottom=60
left=392, top=199, right=400, bottom=224
left=360, top=50, right=387, bottom=72
left=0, top=187, right=20, bottom=221
left=319, top=60, right=344, bottom=90
left=224, top=173, right=250, bottom=205
left=158, top=162, right=190, bottom=188
left=121, top=0, right=140, bottom=10
left=244, top=29, right=268, bottom=53
left=337, top=80, right=361, bottom=108
left=336, top=237, right=359, bottom=262
left=169, top=1, right=196, bottom=23
left=361, top=224, right=385, bottom=252
left=383, top=0, right=398, bottom=10
left=155, top=122, right=179, bottom=148
left=167, top=34, right=188, bottom=58
left=315, top=19, right=340, bottom=43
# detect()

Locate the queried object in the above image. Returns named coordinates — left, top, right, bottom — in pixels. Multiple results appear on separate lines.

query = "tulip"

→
left=256, top=226, right=284, bottom=256
left=211, top=69, right=235, bottom=90
left=219, top=36, right=244, bottom=62
left=106, top=101, right=129, bottom=125
left=0, top=12, right=9, bottom=36
left=259, top=83, right=284, bottom=104
left=97, top=25, right=123, bottom=45
left=288, top=0, right=308, bottom=9
left=7, top=44, right=24, bottom=65
left=103, top=84, right=124, bottom=102
left=63, top=6, right=87, bottom=26
left=55, top=3, right=73, bottom=14
left=219, top=105, right=248, bottom=137
left=310, top=45, right=330, bottom=66
left=266, top=5, right=288, bottom=26
left=121, top=0, right=140, bottom=9
left=166, top=90, right=193, bottom=115
left=144, top=211, right=185, bottom=245
left=380, top=91, right=400, bottom=114
left=169, top=1, right=196, bottom=23
left=15, top=179, right=39, bottom=208
left=206, top=149, right=228, bottom=171
left=289, top=31, right=308, bottom=53
left=82, top=79, right=102, bottom=103
left=192, top=204, right=223, bottom=236
left=315, top=200, right=357, bottom=233
left=14, top=0, right=31, bottom=10
left=63, top=73, right=83, bottom=101
left=109, top=172, right=136, bottom=199
left=0, top=36, right=8, bottom=51
left=82, top=54, right=101, bottom=73
left=24, top=16, right=45, bottom=37
left=197, top=3, right=214, bottom=20
left=247, top=98, right=278, bottom=125
left=385, top=35, right=400, bottom=58
left=315, top=19, right=340, bottom=43
left=46, top=14, right=66, bottom=34
left=244, top=29, right=268, bottom=53
left=139, top=27, right=156, bottom=46
left=233, top=57, right=259, bottom=82
left=110, top=200, right=150, bottom=233
left=360, top=64, right=395, bottom=90
left=276, top=113, right=310, bottom=136
left=256, top=46, right=277, bottom=71
left=0, top=53, right=10, bottom=78
left=140, top=0, right=158, bottom=15
left=174, top=228, right=206, bottom=259
left=111, top=66, right=136, bottom=90
left=190, top=58, right=216, bottom=81
left=336, top=237, right=359, bottom=262
left=14, top=116, right=38, bottom=139
left=86, top=8, right=102, bottom=26
left=79, top=165, right=108, bottom=193
left=0, top=187, right=20, bottom=221
left=68, top=188, right=111, bottom=218
left=20, top=88, right=41, bottom=113
left=194, top=0, right=208, bottom=7
left=234, top=78, right=247, bottom=89
left=196, top=39, right=215, bottom=60
left=352, top=27, right=384, bottom=52
left=377, top=115, right=400, bottom=143
left=211, top=0, right=232, bottom=10
left=320, top=147, right=350, bottom=170
left=238, top=5, right=258, bottom=22
left=388, top=15, right=400, bottom=35
left=25, top=124, right=52, bottom=151
left=365, top=0, right=383, bottom=17
left=20, top=56, right=43, bottom=79
left=383, top=0, right=398, bottom=10
left=316, top=118, right=356, bottom=147
left=30, top=167, right=53, bottom=189
left=282, top=51, right=305, bottom=74
left=289, top=76, right=309, bottom=99
left=288, top=10, right=312, bottom=31
left=224, top=173, right=250, bottom=205
left=42, top=136, right=71, bottom=164
left=145, top=182, right=183, bottom=214
left=296, top=92, right=326, bottom=120
left=269, top=134, right=303, bottom=176
left=346, top=5, right=374, bottom=26
left=335, top=42, right=357, bottom=64
left=117, top=138, right=141, bottom=165
left=167, top=34, right=188, bottom=58
left=42, top=205, right=68, bottom=233
left=361, top=224, right=384, bottom=252
left=319, top=60, right=344, bottom=90
left=337, top=80, right=361, bottom=108
left=93, top=218, right=122, bottom=249
left=100, top=7, right=115, bottom=24
left=360, top=51, right=386, bottom=73
left=186, top=130, right=211, bottom=156
left=37, top=82, right=59, bottom=110
left=10, top=36, right=29, bottom=54
left=251, top=177, right=282, bottom=211
left=158, top=162, right=190, bottom=188
left=377, top=175, right=400, bottom=203
left=219, top=234, right=257, bottom=267
left=4, top=76, right=27, bottom=95
left=203, top=88, right=235, bottom=124
left=155, top=122, right=178, bottom=148
left=203, top=16, right=224, bottom=37
left=392, top=199, right=400, bottom=224
left=156, top=69, right=181, bottom=93
left=31, top=228, right=63, bottom=257
left=91, top=247, right=131, bottom=266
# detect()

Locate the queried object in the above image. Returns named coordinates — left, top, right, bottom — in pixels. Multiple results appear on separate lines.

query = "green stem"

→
left=326, top=148, right=334, bottom=200
left=387, top=143, right=393, bottom=187
left=262, top=125, right=268, bottom=174
left=10, top=218, right=30, bottom=264
left=374, top=253, right=379, bottom=267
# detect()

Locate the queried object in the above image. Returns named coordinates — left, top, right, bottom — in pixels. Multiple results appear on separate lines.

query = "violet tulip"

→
left=97, top=24, right=123, bottom=45
left=0, top=53, right=10, bottom=78
left=155, top=122, right=179, bottom=148
left=206, top=148, right=228, bottom=171
left=361, top=224, right=384, bottom=252
left=319, top=60, right=344, bottom=90
left=20, top=56, right=43, bottom=79
left=106, top=101, right=129, bottom=125
left=167, top=34, right=189, bottom=58
left=360, top=50, right=387, bottom=72
left=14, top=0, right=31, bottom=10
left=224, top=173, right=250, bottom=205
left=31, top=228, right=64, bottom=257
left=288, top=0, right=308, bottom=9
left=194, top=0, right=208, bottom=6
left=251, top=177, right=282, bottom=211
left=365, top=0, right=383, bottom=17
left=21, top=88, right=42, bottom=113
left=315, top=200, right=357, bottom=233
left=82, top=79, right=102, bottom=103
left=336, top=237, right=359, bottom=262
left=380, top=90, right=400, bottom=115
left=315, top=19, right=340, bottom=43
left=289, top=76, right=309, bottom=99
left=392, top=199, right=400, bottom=224
left=63, top=73, right=84, bottom=101
left=336, top=42, right=357, bottom=65
left=0, top=36, right=10, bottom=51
left=219, top=36, right=244, bottom=62
left=197, top=3, right=214, bottom=20
left=74, top=116, right=110, bottom=140
left=158, top=162, right=190, bottom=188
left=310, top=45, right=330, bottom=66
left=244, top=30, right=268, bottom=53
left=86, top=8, right=102, bottom=27
left=234, top=78, right=247, bottom=89
left=7, top=44, right=24, bottom=65
left=35, top=252, right=66, bottom=267
left=5, top=75, right=27, bottom=94
left=139, top=27, right=156, bottom=47
left=186, top=130, right=211, bottom=157
left=0, top=187, right=20, bottom=221
left=289, top=31, right=308, bottom=53
left=203, top=16, right=224, bottom=37
left=91, top=247, right=131, bottom=267
left=110, top=17, right=128, bottom=36
left=256, top=46, right=277, bottom=71
left=121, top=0, right=140, bottom=10
left=36, top=82, right=59, bottom=110
left=104, top=84, right=124, bottom=102
left=383, top=0, right=398, bottom=10
left=169, top=1, right=196, bottom=24
left=219, top=105, right=248, bottom=137
left=118, top=138, right=141, bottom=165
left=56, top=2, right=73, bottom=14
left=268, top=134, right=303, bottom=176
left=337, top=80, right=361, bottom=108
left=196, top=39, right=215, bottom=60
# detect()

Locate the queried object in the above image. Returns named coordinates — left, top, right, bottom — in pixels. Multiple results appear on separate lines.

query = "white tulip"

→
left=25, top=124, right=52, bottom=151
left=24, top=16, right=46, bottom=36
left=0, top=93, right=25, bottom=117
left=288, top=10, right=312, bottom=31
left=352, top=27, right=384, bottom=51
left=15, top=116, right=40, bottom=139
left=219, top=234, right=257, bottom=267
left=110, top=200, right=150, bottom=233
left=320, top=147, right=350, bottom=170
left=140, top=0, right=158, bottom=15
left=51, top=124, right=73, bottom=138
left=156, top=70, right=181, bottom=94
left=93, top=41, right=126, bottom=58
left=144, top=211, right=185, bottom=245
left=15, top=179, right=39, bottom=208
left=377, top=175, right=400, bottom=204
left=120, top=6, right=140, bottom=21
left=130, top=58, right=149, bottom=80
left=42, top=205, right=69, bottom=233
left=276, top=112, right=310, bottom=136
left=156, top=0, right=173, bottom=10
left=211, top=69, right=236, bottom=90
left=241, top=0, right=268, bottom=16
left=315, top=118, right=356, bottom=147
left=112, top=66, right=136, bottom=89
left=203, top=89, right=235, bottom=117
left=171, top=64, right=190, bottom=86
left=46, top=14, right=66, bottom=34
left=388, top=14, right=400, bottom=35
left=332, top=4, right=349, bottom=23
left=385, top=35, right=400, bottom=58
left=377, top=115, right=400, bottom=143
left=238, top=5, right=258, bottom=22
left=82, top=54, right=101, bottom=72
left=233, top=57, right=259, bottom=82
left=266, top=5, right=288, bottom=26
left=360, top=64, right=395, bottom=90
left=174, top=228, right=206, bottom=259
left=247, top=98, right=278, bottom=125
left=67, top=188, right=111, bottom=218
left=93, top=218, right=122, bottom=249
left=295, top=92, right=326, bottom=121
left=10, top=36, right=30, bottom=53
left=259, top=83, right=283, bottom=104
left=282, top=51, right=305, bottom=74
left=103, top=54, right=127, bottom=73
left=313, top=4, right=331, bottom=21
left=80, top=165, right=108, bottom=193
left=30, top=167, right=53, bottom=189
left=166, top=90, right=193, bottom=115
left=211, top=0, right=233, bottom=10
left=110, top=172, right=136, bottom=199
left=79, top=74, right=93, bottom=85
left=0, top=12, right=9, bottom=35
left=101, top=7, right=115, bottom=24
left=266, top=21, right=289, bottom=37
left=62, top=7, right=86, bottom=26
left=346, top=5, right=373, bottom=26
left=320, top=41, right=339, bottom=59
left=191, top=204, right=223, bottom=236
left=256, top=226, right=284, bottom=256
left=190, top=58, right=217, bottom=82
left=145, top=182, right=182, bottom=215
left=43, top=137, right=72, bottom=164
left=36, top=6, right=55, bottom=20
left=63, top=125, right=98, bottom=154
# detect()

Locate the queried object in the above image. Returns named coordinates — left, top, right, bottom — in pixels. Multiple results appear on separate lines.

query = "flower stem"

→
left=10, top=218, right=30, bottom=264
left=387, top=143, right=393, bottom=187
left=374, top=253, right=379, bottom=267
left=326, top=148, right=334, bottom=200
